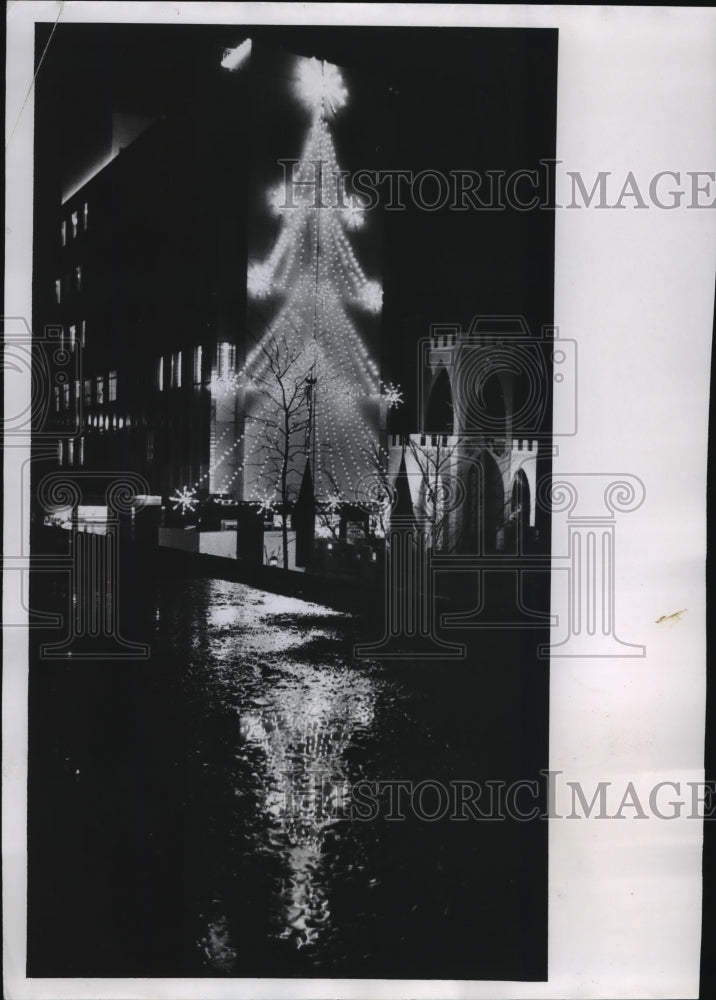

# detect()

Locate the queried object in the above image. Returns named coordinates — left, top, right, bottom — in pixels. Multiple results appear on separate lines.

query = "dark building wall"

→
left=33, top=57, right=250, bottom=502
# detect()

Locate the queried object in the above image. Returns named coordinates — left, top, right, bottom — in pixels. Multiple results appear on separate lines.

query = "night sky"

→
left=34, top=21, right=558, bottom=431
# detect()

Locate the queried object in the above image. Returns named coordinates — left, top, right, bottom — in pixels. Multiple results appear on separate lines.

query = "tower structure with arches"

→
left=388, top=316, right=549, bottom=555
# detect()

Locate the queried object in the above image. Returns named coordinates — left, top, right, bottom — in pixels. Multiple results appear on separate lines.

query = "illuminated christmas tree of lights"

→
left=239, top=56, right=390, bottom=507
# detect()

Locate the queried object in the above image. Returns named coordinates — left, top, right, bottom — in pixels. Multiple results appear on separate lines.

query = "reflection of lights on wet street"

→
left=170, top=578, right=380, bottom=964
left=199, top=912, right=237, bottom=971
left=32, top=565, right=544, bottom=979
left=237, top=657, right=377, bottom=952
left=128, top=572, right=543, bottom=979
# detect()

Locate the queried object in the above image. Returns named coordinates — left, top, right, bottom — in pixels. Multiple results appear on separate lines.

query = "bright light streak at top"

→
left=295, top=57, right=348, bottom=117
left=221, top=38, right=252, bottom=71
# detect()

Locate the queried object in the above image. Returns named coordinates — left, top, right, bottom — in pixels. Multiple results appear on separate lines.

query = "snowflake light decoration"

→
left=295, top=57, right=348, bottom=117
left=252, top=491, right=278, bottom=516
left=324, top=493, right=342, bottom=514
left=381, top=382, right=404, bottom=409
left=170, top=486, right=198, bottom=515
left=358, top=280, right=383, bottom=314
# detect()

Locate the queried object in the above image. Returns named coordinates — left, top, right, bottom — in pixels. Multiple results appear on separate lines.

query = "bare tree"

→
left=357, top=439, right=394, bottom=545
left=239, top=308, right=376, bottom=568
left=406, top=435, right=461, bottom=553
left=241, top=329, right=316, bottom=569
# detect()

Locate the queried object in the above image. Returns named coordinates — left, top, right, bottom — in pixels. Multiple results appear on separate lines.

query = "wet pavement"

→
left=28, top=560, right=547, bottom=980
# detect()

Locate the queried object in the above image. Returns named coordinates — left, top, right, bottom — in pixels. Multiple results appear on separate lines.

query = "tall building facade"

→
left=33, top=54, right=250, bottom=508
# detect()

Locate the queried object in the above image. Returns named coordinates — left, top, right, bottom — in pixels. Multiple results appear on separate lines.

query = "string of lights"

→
left=240, top=57, right=392, bottom=505
left=174, top=56, right=401, bottom=514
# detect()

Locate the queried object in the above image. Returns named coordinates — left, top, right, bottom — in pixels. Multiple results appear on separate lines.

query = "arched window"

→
left=425, top=367, right=454, bottom=433
left=464, top=451, right=505, bottom=553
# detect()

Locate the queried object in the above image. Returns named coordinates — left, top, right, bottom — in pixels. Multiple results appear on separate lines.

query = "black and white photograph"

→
left=26, top=16, right=556, bottom=981
left=3, top=4, right=715, bottom=998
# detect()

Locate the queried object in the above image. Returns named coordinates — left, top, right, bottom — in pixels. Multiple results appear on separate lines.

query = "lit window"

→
left=217, top=342, right=236, bottom=378
left=59, top=327, right=65, bottom=349
left=61, top=221, right=66, bottom=246
left=193, top=345, right=202, bottom=384
left=79, top=437, right=85, bottom=466
left=69, top=324, right=76, bottom=350
left=96, top=376, right=104, bottom=405
left=157, top=357, right=164, bottom=391
left=57, top=440, right=63, bottom=465
left=108, top=370, right=117, bottom=402
left=67, top=438, right=74, bottom=465
left=171, top=351, right=182, bottom=388
left=55, top=279, right=61, bottom=304
left=75, top=380, right=80, bottom=403
left=71, top=211, right=78, bottom=238
left=53, top=386, right=60, bottom=412
left=75, top=266, right=82, bottom=291
left=84, top=379, right=91, bottom=404
left=81, top=320, right=86, bottom=348
left=62, top=383, right=70, bottom=409
left=83, top=202, right=88, bottom=230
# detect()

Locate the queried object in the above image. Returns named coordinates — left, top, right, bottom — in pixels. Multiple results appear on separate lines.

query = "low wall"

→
left=199, top=530, right=238, bottom=559
left=159, top=527, right=240, bottom=559
left=158, top=527, right=200, bottom=552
